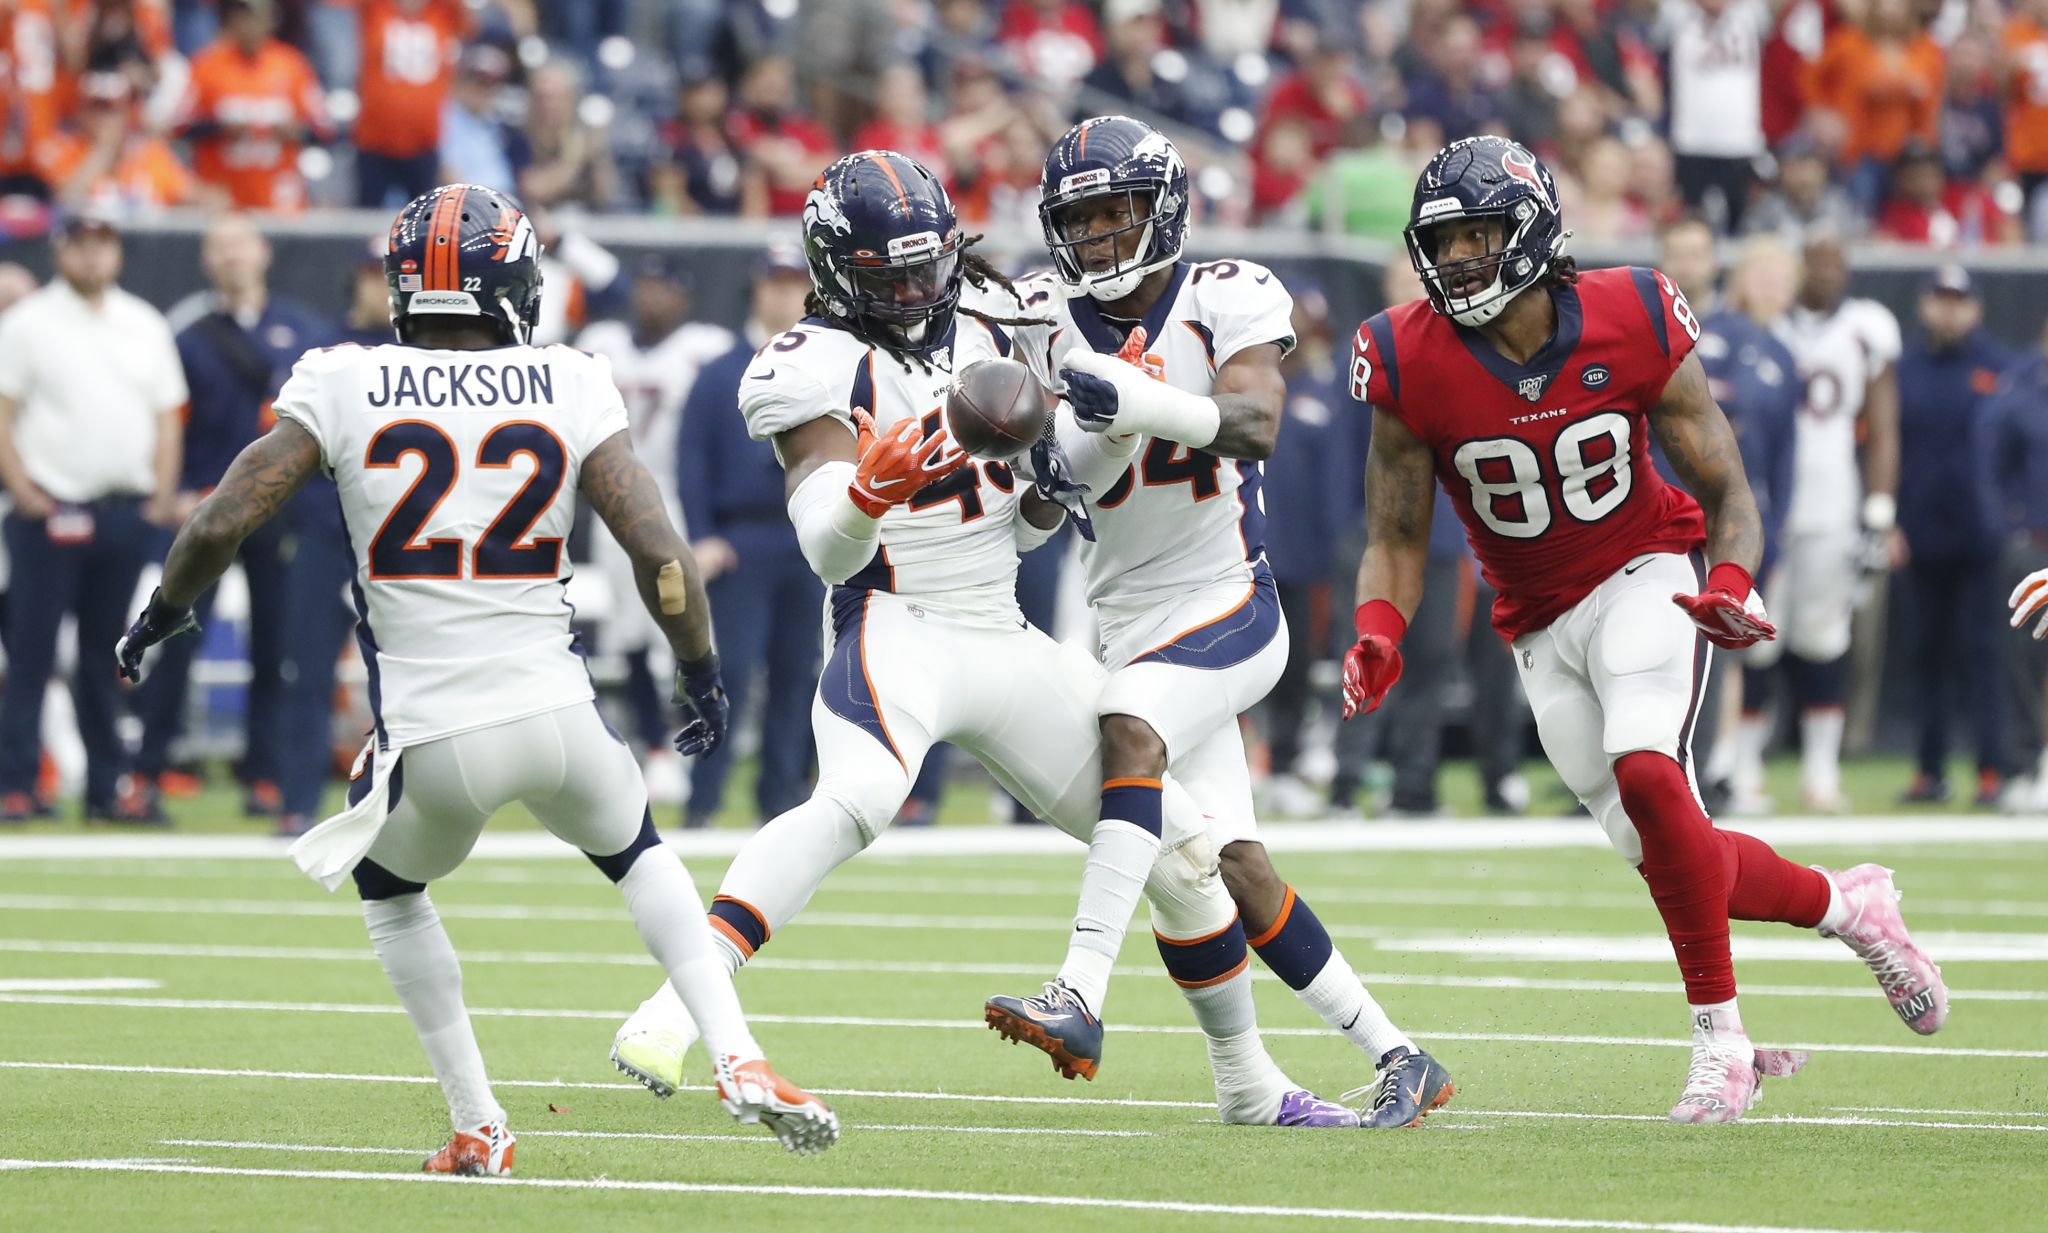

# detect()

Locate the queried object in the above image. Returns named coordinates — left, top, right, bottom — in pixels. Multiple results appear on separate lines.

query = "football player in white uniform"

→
left=114, top=185, right=837, bottom=1172
left=1737, top=229, right=1901, bottom=812
left=607, top=151, right=1357, bottom=1129
left=981, top=118, right=1451, bottom=1129
left=577, top=260, right=735, bottom=803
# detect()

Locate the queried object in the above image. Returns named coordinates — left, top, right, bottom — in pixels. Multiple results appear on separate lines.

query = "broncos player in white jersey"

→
left=982, top=117, right=1452, bottom=1129
left=607, top=151, right=1358, bottom=1129
left=114, top=184, right=837, bottom=1173
left=1733, top=228, right=1901, bottom=813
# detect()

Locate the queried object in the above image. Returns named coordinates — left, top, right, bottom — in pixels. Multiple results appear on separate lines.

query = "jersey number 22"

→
left=367, top=419, right=566, bottom=580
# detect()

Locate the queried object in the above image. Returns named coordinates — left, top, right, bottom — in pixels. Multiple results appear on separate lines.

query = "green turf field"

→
left=2, top=817, right=2043, bottom=1232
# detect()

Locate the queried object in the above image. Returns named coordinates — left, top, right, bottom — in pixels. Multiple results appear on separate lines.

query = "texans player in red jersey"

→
left=1343, top=137, right=1949, bottom=1123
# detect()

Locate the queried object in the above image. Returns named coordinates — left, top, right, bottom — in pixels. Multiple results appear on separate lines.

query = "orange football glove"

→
left=1117, top=325, right=1149, bottom=365
left=848, top=408, right=967, bottom=518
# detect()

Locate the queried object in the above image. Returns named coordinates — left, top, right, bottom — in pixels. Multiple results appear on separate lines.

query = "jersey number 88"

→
left=1452, top=411, right=1633, bottom=539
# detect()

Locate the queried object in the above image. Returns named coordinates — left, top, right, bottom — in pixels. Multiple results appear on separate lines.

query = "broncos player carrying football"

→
left=1343, top=136, right=1948, bottom=1122
left=608, top=151, right=1358, bottom=1129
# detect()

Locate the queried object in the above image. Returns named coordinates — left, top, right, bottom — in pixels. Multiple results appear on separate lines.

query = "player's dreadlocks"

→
left=806, top=234, right=1053, bottom=375
left=1541, top=254, right=1580, bottom=290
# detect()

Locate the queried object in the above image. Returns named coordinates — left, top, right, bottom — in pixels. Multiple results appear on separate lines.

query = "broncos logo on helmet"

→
left=1404, top=136, right=1569, bottom=329
left=385, top=183, right=543, bottom=345
left=801, top=150, right=964, bottom=353
left=1038, top=115, right=1190, bottom=302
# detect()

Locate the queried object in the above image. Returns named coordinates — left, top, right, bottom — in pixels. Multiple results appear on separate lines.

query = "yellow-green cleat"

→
left=610, top=1027, right=690, bottom=1099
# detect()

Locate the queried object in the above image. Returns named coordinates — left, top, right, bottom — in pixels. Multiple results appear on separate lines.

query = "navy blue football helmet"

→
left=802, top=150, right=964, bottom=352
left=1039, top=116, right=1189, bottom=302
left=385, top=183, right=543, bottom=345
left=1404, top=136, right=1569, bottom=328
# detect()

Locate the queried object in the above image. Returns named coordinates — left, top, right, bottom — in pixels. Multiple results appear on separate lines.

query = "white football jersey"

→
left=739, top=281, right=1052, bottom=627
left=273, top=342, right=630, bottom=747
left=1033, top=259, right=1295, bottom=626
left=1773, top=297, right=1901, bottom=534
left=575, top=319, right=735, bottom=509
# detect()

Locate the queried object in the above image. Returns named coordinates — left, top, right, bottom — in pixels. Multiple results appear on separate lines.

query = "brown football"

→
left=945, top=357, right=1052, bottom=462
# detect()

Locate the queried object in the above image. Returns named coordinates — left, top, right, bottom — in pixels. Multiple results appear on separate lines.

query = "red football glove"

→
left=1341, top=601, right=1407, bottom=720
left=1672, top=562, right=1777, bottom=650
left=848, top=408, right=966, bottom=519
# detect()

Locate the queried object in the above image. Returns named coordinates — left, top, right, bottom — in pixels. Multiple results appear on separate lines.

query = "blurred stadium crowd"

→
left=6, top=0, right=2048, bottom=835
left=4, top=0, right=2048, bottom=243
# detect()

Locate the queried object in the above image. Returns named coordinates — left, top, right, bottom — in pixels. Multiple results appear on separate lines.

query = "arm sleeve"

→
left=786, top=458, right=882, bottom=584
left=1200, top=260, right=1297, bottom=366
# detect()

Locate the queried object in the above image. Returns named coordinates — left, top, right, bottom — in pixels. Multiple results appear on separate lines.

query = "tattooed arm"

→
left=1354, top=407, right=1436, bottom=621
left=581, top=428, right=715, bottom=666
left=1206, top=342, right=1288, bottom=460
left=1650, top=352, right=1764, bottom=573
left=159, top=420, right=320, bottom=607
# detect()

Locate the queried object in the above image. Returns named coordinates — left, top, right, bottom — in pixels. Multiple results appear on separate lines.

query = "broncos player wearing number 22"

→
left=1343, top=136, right=1950, bottom=1123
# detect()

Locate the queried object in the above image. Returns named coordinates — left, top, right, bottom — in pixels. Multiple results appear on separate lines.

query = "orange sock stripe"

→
left=1169, top=956, right=1249, bottom=989
left=706, top=914, right=756, bottom=960
left=1102, top=776, right=1163, bottom=790
left=1153, top=911, right=1241, bottom=949
left=711, top=894, right=772, bottom=940
left=1245, top=885, right=1298, bottom=949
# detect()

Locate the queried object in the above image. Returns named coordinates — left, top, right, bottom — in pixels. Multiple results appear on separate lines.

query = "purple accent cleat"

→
left=1275, top=1089, right=1361, bottom=1128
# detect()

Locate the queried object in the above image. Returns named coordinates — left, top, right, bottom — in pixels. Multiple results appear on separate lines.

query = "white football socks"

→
left=363, top=892, right=504, bottom=1131
left=618, top=846, right=761, bottom=1062
left=1186, top=971, right=1294, bottom=1125
left=1801, top=707, right=1845, bottom=803
left=1300, top=952, right=1413, bottom=1061
left=1056, top=817, right=1159, bottom=1016
left=1813, top=867, right=1850, bottom=934
left=1690, top=998, right=1747, bottom=1045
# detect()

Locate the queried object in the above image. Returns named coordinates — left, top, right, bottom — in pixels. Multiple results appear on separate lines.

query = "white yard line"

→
left=0, top=978, right=159, bottom=993
left=6, top=937, right=2045, bottom=1003
left=1830, top=1106, right=2048, bottom=1119
left=2, top=994, right=2041, bottom=1059
left=0, top=1156, right=1948, bottom=1233
left=3, top=815, right=2045, bottom=862
left=1446, top=1110, right=2048, bottom=1134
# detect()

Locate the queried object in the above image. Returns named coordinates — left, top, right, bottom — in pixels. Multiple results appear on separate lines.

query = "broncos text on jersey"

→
left=1351, top=266, right=1708, bottom=640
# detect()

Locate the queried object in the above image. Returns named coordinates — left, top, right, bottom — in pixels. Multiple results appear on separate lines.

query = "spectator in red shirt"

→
left=996, top=0, right=1101, bottom=92
left=853, top=63, right=950, bottom=187
left=1259, top=44, right=1370, bottom=163
left=1877, top=139, right=2014, bottom=246
left=1762, top=0, right=1840, bottom=146
left=1249, top=115, right=1317, bottom=221
left=353, top=0, right=470, bottom=208
left=733, top=54, right=834, bottom=217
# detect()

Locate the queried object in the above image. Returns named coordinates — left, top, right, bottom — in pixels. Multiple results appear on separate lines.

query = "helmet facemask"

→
left=834, top=231, right=964, bottom=352
left=1044, top=186, right=1176, bottom=302
left=1406, top=198, right=1558, bottom=328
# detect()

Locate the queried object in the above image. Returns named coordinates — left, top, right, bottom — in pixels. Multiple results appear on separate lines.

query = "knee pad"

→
left=1144, top=831, right=1232, bottom=941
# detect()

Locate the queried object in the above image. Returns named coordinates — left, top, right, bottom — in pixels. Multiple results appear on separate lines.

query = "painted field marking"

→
left=6, top=937, right=2046, bottom=1002
left=0, top=978, right=159, bottom=993
left=2, top=996, right=2042, bottom=1060
left=0, top=1155, right=1948, bottom=1233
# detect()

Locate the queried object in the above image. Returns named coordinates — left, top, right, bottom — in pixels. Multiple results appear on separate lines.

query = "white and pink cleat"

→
left=1668, top=1045, right=1810, bottom=1124
left=1817, top=864, right=1949, bottom=1035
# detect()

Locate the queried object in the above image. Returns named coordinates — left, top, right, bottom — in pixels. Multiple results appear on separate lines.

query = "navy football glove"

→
left=1027, top=430, right=1096, bottom=542
left=672, top=653, right=730, bottom=757
left=1062, top=366, right=1121, bottom=432
left=115, top=588, right=201, bottom=683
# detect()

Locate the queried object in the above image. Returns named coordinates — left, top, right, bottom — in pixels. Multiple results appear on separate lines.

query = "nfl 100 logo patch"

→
left=1517, top=374, right=1547, bottom=402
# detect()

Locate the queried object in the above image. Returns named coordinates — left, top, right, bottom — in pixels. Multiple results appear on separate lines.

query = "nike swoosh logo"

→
left=750, top=369, right=775, bottom=380
left=1404, top=1079, right=1426, bottom=1105
left=1074, top=924, right=1105, bottom=934
left=1341, top=1009, right=1362, bottom=1031
left=1018, top=1004, right=1068, bottom=1025
left=1624, top=558, right=1651, bottom=575
left=1254, top=274, right=1271, bottom=284
left=867, top=476, right=905, bottom=490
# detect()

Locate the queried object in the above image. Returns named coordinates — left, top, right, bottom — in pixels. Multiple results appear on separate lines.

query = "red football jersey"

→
left=1350, top=266, right=1707, bottom=641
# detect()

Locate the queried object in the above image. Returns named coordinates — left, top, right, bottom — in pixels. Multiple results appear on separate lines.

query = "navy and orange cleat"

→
left=423, top=1122, right=515, bottom=1176
left=985, top=979, right=1102, bottom=1080
left=715, top=1054, right=839, bottom=1154
left=1351, top=1046, right=1456, bottom=1129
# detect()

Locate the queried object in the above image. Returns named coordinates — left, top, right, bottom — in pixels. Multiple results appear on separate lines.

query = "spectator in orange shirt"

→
left=0, top=0, right=71, bottom=188
left=1809, top=0, right=1943, bottom=213
left=353, top=0, right=469, bottom=208
left=2002, top=0, right=2048, bottom=216
left=177, top=0, right=332, bottom=212
left=35, top=70, right=218, bottom=213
